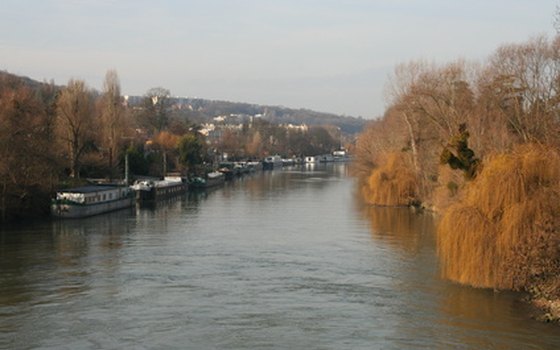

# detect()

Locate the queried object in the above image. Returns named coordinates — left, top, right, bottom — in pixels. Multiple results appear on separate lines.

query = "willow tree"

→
left=56, top=79, right=96, bottom=178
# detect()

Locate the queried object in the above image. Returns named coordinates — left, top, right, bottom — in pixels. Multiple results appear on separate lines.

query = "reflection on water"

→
left=360, top=203, right=560, bottom=349
left=1, top=163, right=560, bottom=349
left=361, top=206, right=435, bottom=254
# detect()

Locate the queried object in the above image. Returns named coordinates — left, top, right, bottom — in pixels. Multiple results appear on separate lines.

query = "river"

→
left=1, top=163, right=559, bottom=349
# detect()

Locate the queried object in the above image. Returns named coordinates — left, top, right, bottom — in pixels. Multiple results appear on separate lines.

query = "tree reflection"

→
left=360, top=205, right=435, bottom=254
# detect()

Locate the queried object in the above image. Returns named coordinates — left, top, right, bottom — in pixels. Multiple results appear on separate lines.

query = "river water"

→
left=1, top=163, right=559, bottom=349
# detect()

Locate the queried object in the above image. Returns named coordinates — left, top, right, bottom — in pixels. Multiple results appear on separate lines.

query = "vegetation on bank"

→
left=0, top=71, right=355, bottom=223
left=438, top=144, right=560, bottom=289
left=354, top=34, right=560, bottom=321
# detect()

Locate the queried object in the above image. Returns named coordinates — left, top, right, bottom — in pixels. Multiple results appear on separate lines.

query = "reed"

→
left=437, top=143, right=560, bottom=292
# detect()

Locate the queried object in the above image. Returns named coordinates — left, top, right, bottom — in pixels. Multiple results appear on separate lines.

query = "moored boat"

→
left=217, top=162, right=237, bottom=180
left=262, top=155, right=283, bottom=170
left=51, top=185, right=134, bottom=218
left=319, top=154, right=334, bottom=163
left=246, top=161, right=262, bottom=172
left=332, top=149, right=352, bottom=162
left=304, top=155, right=320, bottom=163
left=282, top=158, right=296, bottom=166
left=131, top=176, right=187, bottom=203
left=189, top=171, right=225, bottom=189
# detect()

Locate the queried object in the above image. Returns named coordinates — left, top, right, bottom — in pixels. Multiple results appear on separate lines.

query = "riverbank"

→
left=529, top=281, right=560, bottom=323
left=394, top=202, right=560, bottom=325
left=533, top=298, right=560, bottom=323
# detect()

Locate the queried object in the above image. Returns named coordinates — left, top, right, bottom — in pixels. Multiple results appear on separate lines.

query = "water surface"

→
left=1, top=164, right=559, bottom=349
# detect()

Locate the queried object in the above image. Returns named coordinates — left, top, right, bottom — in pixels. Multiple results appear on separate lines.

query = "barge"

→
left=262, top=155, right=283, bottom=170
left=131, top=176, right=188, bottom=204
left=189, top=171, right=225, bottom=189
left=51, top=185, right=134, bottom=218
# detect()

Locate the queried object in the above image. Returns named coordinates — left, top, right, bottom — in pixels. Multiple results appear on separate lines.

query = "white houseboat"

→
left=51, top=185, right=134, bottom=218
left=333, top=149, right=351, bottom=162
left=304, top=155, right=321, bottom=163
left=262, top=155, right=283, bottom=170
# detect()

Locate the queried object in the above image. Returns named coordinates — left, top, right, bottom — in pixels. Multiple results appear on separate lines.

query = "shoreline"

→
left=395, top=203, right=560, bottom=325
left=532, top=297, right=560, bottom=323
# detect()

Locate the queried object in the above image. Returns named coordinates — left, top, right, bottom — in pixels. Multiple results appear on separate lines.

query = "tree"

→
left=99, top=70, right=127, bottom=178
left=440, top=123, right=480, bottom=180
left=245, top=130, right=263, bottom=158
left=178, top=133, right=203, bottom=174
left=218, top=129, right=243, bottom=159
left=125, top=144, right=150, bottom=176
left=307, top=126, right=337, bottom=154
left=152, top=131, right=180, bottom=175
left=141, top=87, right=171, bottom=133
left=0, top=84, right=57, bottom=220
left=485, top=36, right=560, bottom=144
left=55, top=79, right=96, bottom=178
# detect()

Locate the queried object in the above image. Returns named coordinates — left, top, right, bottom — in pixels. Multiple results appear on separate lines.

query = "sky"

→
left=0, top=0, right=557, bottom=119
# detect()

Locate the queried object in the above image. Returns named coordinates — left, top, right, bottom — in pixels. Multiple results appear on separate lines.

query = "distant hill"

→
left=159, top=97, right=368, bottom=135
left=0, top=70, right=56, bottom=90
left=0, top=70, right=367, bottom=134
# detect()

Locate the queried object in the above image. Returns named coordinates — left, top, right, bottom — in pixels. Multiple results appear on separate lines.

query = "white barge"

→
left=131, top=176, right=187, bottom=203
left=51, top=185, right=134, bottom=218
left=262, top=155, right=283, bottom=170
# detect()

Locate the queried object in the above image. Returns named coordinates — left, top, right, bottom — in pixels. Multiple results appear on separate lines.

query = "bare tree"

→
left=56, top=79, right=96, bottom=178
left=0, top=84, right=57, bottom=220
left=486, top=36, right=560, bottom=144
left=152, top=131, right=179, bottom=175
left=100, top=70, right=126, bottom=178
left=141, top=87, right=171, bottom=133
left=554, top=4, right=560, bottom=34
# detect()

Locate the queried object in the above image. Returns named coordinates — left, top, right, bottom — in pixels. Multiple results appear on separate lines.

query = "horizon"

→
left=1, top=0, right=556, bottom=118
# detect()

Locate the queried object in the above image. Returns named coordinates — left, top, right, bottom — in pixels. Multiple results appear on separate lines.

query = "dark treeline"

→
left=0, top=71, right=352, bottom=222
left=354, top=34, right=560, bottom=321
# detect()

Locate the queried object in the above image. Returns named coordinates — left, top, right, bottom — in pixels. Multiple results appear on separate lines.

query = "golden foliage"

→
left=361, top=152, right=419, bottom=206
left=152, top=131, right=179, bottom=150
left=437, top=144, right=560, bottom=292
left=432, top=165, right=466, bottom=212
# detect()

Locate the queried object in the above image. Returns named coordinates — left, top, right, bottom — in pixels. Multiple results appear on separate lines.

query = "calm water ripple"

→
left=1, top=164, right=560, bottom=349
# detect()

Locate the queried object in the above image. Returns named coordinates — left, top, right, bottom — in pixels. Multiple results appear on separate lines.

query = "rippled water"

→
left=1, top=163, right=559, bottom=349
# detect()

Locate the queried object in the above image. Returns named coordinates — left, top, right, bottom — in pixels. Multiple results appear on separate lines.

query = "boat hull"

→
left=51, top=197, right=134, bottom=219
left=135, top=183, right=187, bottom=203
left=189, top=172, right=225, bottom=189
left=262, top=156, right=283, bottom=170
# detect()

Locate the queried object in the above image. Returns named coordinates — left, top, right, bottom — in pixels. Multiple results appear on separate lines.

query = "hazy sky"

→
left=1, top=0, right=556, bottom=118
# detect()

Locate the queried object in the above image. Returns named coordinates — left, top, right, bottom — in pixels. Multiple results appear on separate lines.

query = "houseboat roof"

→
left=57, top=185, right=122, bottom=194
